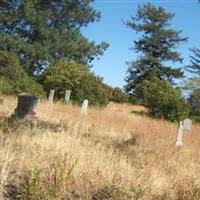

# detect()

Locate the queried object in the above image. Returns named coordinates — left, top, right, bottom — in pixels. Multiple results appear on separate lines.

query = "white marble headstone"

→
left=64, top=90, right=71, bottom=101
left=183, top=118, right=192, bottom=131
left=48, top=90, right=55, bottom=102
left=81, top=99, right=88, bottom=115
left=176, top=121, right=184, bottom=147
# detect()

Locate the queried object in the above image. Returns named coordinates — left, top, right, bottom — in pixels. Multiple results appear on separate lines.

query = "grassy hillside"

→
left=1, top=96, right=200, bottom=200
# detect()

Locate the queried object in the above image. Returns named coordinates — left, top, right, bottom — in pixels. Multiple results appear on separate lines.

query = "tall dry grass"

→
left=0, top=96, right=200, bottom=199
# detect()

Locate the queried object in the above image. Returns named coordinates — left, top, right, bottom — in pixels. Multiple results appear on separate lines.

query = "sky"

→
left=81, top=0, right=200, bottom=88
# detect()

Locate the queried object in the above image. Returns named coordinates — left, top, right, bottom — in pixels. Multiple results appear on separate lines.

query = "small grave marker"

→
left=64, top=90, right=71, bottom=102
left=183, top=118, right=192, bottom=131
left=176, top=118, right=192, bottom=147
left=176, top=121, right=183, bottom=147
left=81, top=99, right=88, bottom=115
left=48, top=90, right=55, bottom=102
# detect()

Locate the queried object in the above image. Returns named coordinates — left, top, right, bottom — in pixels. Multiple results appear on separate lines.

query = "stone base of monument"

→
left=11, top=94, right=38, bottom=125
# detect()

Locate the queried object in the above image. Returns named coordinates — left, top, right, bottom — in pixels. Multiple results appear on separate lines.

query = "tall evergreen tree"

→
left=187, top=48, right=200, bottom=75
left=0, top=0, right=108, bottom=75
left=124, top=3, right=187, bottom=96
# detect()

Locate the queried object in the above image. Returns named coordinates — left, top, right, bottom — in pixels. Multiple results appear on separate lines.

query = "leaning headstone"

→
left=81, top=99, right=88, bottom=115
left=0, top=98, right=3, bottom=105
left=11, top=93, right=38, bottom=119
left=64, top=90, right=71, bottom=102
left=48, top=90, right=55, bottom=102
left=183, top=118, right=192, bottom=131
left=176, top=121, right=184, bottom=147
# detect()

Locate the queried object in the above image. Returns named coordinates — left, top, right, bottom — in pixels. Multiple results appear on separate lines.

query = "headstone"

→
left=81, top=99, right=88, bottom=115
left=0, top=98, right=3, bottom=105
left=11, top=93, right=38, bottom=119
left=183, top=118, right=192, bottom=131
left=64, top=90, right=71, bottom=102
left=176, top=121, right=184, bottom=147
left=48, top=90, right=55, bottom=102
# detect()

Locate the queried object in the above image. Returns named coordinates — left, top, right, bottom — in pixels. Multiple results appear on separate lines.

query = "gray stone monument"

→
left=183, top=118, right=192, bottom=131
left=81, top=99, right=88, bottom=115
left=64, top=90, right=71, bottom=102
left=48, top=90, right=55, bottom=102
left=11, top=93, right=38, bottom=119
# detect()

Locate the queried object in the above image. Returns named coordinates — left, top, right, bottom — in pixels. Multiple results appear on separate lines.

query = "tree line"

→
left=0, top=1, right=199, bottom=121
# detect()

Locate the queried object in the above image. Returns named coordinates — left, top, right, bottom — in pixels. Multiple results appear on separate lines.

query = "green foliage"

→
left=187, top=48, right=200, bottom=75
left=124, top=3, right=187, bottom=98
left=188, top=89, right=200, bottom=116
left=138, top=78, right=189, bottom=122
left=42, top=60, right=89, bottom=98
left=42, top=60, right=109, bottom=106
left=0, top=77, right=45, bottom=97
left=111, top=87, right=129, bottom=103
left=102, top=85, right=129, bottom=103
left=190, top=115, right=200, bottom=123
left=102, top=83, right=114, bottom=101
left=0, top=50, right=23, bottom=79
left=0, top=51, right=45, bottom=97
left=183, top=77, right=200, bottom=91
left=0, top=0, right=108, bottom=75
left=183, top=78, right=200, bottom=122
left=74, top=73, right=109, bottom=106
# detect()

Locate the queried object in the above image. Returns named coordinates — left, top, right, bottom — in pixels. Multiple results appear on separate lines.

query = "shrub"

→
left=74, top=73, right=109, bottom=106
left=102, top=83, right=114, bottom=101
left=190, top=115, right=200, bottom=123
left=0, top=50, right=45, bottom=97
left=42, top=60, right=109, bottom=106
left=138, top=78, right=189, bottom=122
left=111, top=87, right=129, bottom=103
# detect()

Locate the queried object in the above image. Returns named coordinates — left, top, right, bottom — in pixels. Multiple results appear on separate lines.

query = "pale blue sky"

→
left=82, top=0, right=200, bottom=88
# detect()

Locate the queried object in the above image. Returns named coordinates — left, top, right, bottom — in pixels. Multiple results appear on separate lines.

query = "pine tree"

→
left=124, top=3, right=187, bottom=97
left=0, top=0, right=108, bottom=75
left=187, top=48, right=200, bottom=75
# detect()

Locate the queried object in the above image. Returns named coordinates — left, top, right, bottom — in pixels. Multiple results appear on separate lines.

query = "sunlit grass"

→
left=0, top=96, right=200, bottom=199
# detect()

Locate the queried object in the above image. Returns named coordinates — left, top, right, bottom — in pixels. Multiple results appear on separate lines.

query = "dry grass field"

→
left=0, top=96, right=200, bottom=200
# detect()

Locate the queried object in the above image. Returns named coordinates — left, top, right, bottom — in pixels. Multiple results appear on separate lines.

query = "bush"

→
left=138, top=78, right=189, bottom=122
left=0, top=50, right=45, bottom=97
left=111, top=87, right=129, bottom=103
left=42, top=60, right=109, bottom=106
left=74, top=73, right=109, bottom=106
left=190, top=115, right=200, bottom=123
left=0, top=76, right=45, bottom=98
left=102, top=83, right=114, bottom=101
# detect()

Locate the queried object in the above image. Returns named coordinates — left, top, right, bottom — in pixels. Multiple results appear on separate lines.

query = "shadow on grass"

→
left=0, top=115, right=69, bottom=135
left=131, top=110, right=150, bottom=117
